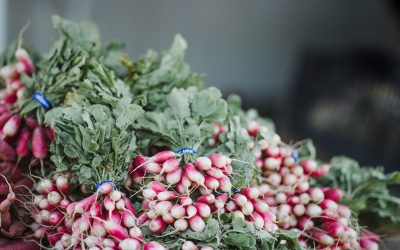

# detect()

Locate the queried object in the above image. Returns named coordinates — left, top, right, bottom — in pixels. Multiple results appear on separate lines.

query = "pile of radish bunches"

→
left=129, top=150, right=279, bottom=236
left=30, top=178, right=157, bottom=250
left=0, top=48, right=34, bottom=105
left=208, top=122, right=227, bottom=147
left=250, top=137, right=378, bottom=250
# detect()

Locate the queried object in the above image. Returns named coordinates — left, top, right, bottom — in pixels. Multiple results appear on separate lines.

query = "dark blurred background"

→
left=1, top=0, right=399, bottom=171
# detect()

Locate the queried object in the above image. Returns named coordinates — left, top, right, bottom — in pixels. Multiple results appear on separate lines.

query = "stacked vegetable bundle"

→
left=0, top=16, right=398, bottom=250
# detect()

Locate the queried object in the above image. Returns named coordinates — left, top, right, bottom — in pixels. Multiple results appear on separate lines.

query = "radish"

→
left=195, top=157, right=212, bottom=171
left=359, top=238, right=379, bottom=250
left=306, top=204, right=322, bottom=217
left=252, top=200, right=269, bottom=214
left=210, top=153, right=227, bottom=168
left=187, top=205, right=197, bottom=218
left=225, top=200, right=238, bottom=212
left=293, top=204, right=306, bottom=217
left=206, top=168, right=224, bottom=179
left=200, top=246, right=213, bottom=250
left=319, top=199, right=338, bottom=211
left=129, top=227, right=143, bottom=240
left=218, top=176, right=232, bottom=193
left=179, top=196, right=193, bottom=206
left=174, top=218, right=189, bottom=231
left=241, top=187, right=260, bottom=200
left=186, top=163, right=205, bottom=185
left=309, top=188, right=324, bottom=203
left=15, top=48, right=34, bottom=74
left=16, top=128, right=30, bottom=157
left=103, top=238, right=118, bottom=248
left=337, top=205, right=352, bottom=218
left=162, top=158, right=180, bottom=173
left=264, top=157, right=280, bottom=170
left=241, top=201, right=254, bottom=216
left=204, top=176, right=219, bottom=190
left=143, top=188, right=158, bottom=200
left=122, top=210, right=136, bottom=228
left=233, top=194, right=247, bottom=207
left=166, top=167, right=183, bottom=185
left=154, top=150, right=175, bottom=163
left=197, top=194, right=215, bottom=205
left=103, top=219, right=129, bottom=240
left=2, top=114, right=20, bottom=137
left=56, top=176, right=70, bottom=193
left=92, top=218, right=107, bottom=237
left=171, top=204, right=186, bottom=219
left=145, top=162, right=162, bottom=174
left=0, top=139, right=16, bottom=161
left=251, top=211, right=265, bottom=229
left=299, top=193, right=311, bottom=204
left=182, top=240, right=198, bottom=250
left=233, top=210, right=245, bottom=220
left=162, top=212, right=174, bottom=224
left=301, top=159, right=317, bottom=174
left=144, top=241, right=167, bottom=250
left=148, top=217, right=167, bottom=233
left=47, top=191, right=62, bottom=206
left=195, top=202, right=211, bottom=218
left=311, top=230, right=334, bottom=246
left=323, top=188, right=343, bottom=203
left=275, top=192, right=287, bottom=204
left=157, top=191, right=177, bottom=201
left=32, top=127, right=49, bottom=159
left=110, top=190, right=122, bottom=201
left=188, top=215, right=205, bottom=232
left=73, top=193, right=97, bottom=214
left=119, top=238, right=141, bottom=250
left=321, top=221, right=345, bottom=238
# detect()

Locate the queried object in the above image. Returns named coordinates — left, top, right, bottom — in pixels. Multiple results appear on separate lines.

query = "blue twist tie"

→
left=176, top=147, right=197, bottom=155
left=32, top=91, right=52, bottom=110
left=232, top=189, right=241, bottom=194
left=96, top=180, right=117, bottom=191
left=292, top=150, right=299, bottom=162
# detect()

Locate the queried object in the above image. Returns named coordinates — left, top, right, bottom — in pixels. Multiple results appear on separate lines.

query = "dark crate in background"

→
left=287, top=48, right=400, bottom=172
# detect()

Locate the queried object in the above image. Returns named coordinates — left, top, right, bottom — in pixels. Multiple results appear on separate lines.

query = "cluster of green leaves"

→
left=45, top=100, right=144, bottom=188
left=122, top=34, right=204, bottom=110
left=19, top=15, right=125, bottom=117
left=314, top=156, right=400, bottom=227
left=135, top=87, right=227, bottom=156
left=142, top=214, right=301, bottom=250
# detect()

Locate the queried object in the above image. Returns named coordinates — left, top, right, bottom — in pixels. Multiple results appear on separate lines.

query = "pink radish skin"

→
left=179, top=196, right=193, bottom=206
left=48, top=211, right=63, bottom=226
left=360, top=239, right=379, bottom=250
left=250, top=211, right=265, bottom=229
left=103, top=219, right=129, bottom=240
left=145, top=162, right=162, bottom=174
left=148, top=216, right=167, bottom=233
left=309, top=188, right=324, bottom=203
left=15, top=48, right=34, bottom=74
left=241, top=201, right=254, bottom=216
left=181, top=173, right=192, bottom=188
left=188, top=215, right=206, bottom=232
left=215, top=193, right=228, bottom=209
left=0, top=139, right=16, bottom=161
left=129, top=227, right=143, bottom=240
left=210, top=153, right=227, bottom=168
left=301, top=159, right=318, bottom=174
left=297, top=216, right=314, bottom=230
left=103, top=238, right=118, bottom=248
left=3, top=115, right=20, bottom=137
left=311, top=230, right=335, bottom=246
left=162, top=158, right=180, bottom=173
left=195, top=157, right=212, bottom=171
left=104, top=196, right=116, bottom=212
left=116, top=199, right=126, bottom=210
left=306, top=204, right=322, bottom=217
left=206, top=168, right=224, bottom=179
left=241, top=187, right=260, bottom=200
left=252, top=200, right=269, bottom=214
left=162, top=212, right=175, bottom=224
left=110, top=190, right=122, bottom=201
left=143, top=188, right=157, bottom=200
left=197, top=194, right=215, bottom=205
left=225, top=200, right=238, bottom=212
left=195, top=202, right=211, bottom=218
left=47, top=191, right=62, bottom=206
left=122, top=210, right=136, bottom=228
left=186, top=163, right=205, bottom=185
left=222, top=164, right=233, bottom=176
left=182, top=240, right=198, bottom=250
left=218, top=176, right=232, bottom=193
left=73, top=193, right=97, bottom=214
left=119, top=238, right=141, bottom=250
left=154, top=151, right=175, bottom=163
left=204, top=176, right=219, bottom=190
left=59, top=199, right=70, bottom=211
left=200, top=246, right=213, bottom=250
left=92, top=218, right=107, bottom=237
left=186, top=205, right=198, bottom=218
left=319, top=199, right=338, bottom=211
left=123, top=197, right=137, bottom=216
left=171, top=204, right=186, bottom=219
left=144, top=241, right=167, bottom=250
left=55, top=176, right=70, bottom=193
left=89, top=202, right=102, bottom=217
left=157, top=191, right=177, bottom=201
left=233, top=194, right=248, bottom=207
left=323, top=188, right=343, bottom=203
left=32, top=127, right=48, bottom=159
left=16, top=129, right=30, bottom=157
left=166, top=167, right=183, bottom=185
left=321, top=221, right=345, bottom=238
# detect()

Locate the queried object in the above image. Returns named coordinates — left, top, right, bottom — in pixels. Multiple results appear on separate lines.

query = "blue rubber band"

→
left=292, top=150, right=299, bottom=161
left=96, top=180, right=117, bottom=190
left=176, top=147, right=197, bottom=155
left=32, top=91, right=52, bottom=110
left=232, top=189, right=241, bottom=194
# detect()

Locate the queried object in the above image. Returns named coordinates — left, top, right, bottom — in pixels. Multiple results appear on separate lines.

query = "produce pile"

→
left=0, top=16, right=399, bottom=250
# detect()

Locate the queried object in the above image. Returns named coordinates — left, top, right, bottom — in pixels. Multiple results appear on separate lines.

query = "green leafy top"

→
left=122, top=34, right=204, bottom=111
left=314, top=156, right=400, bottom=226
left=141, top=214, right=301, bottom=250
left=135, top=87, right=227, bottom=158
left=45, top=100, right=144, bottom=188
left=19, top=16, right=125, bottom=118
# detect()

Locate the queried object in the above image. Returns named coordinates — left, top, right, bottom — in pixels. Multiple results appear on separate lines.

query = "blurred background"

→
left=0, top=0, right=399, bottom=170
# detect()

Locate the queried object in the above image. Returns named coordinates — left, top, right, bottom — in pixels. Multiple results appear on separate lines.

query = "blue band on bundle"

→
left=292, top=150, right=299, bottom=161
left=32, top=91, right=52, bottom=110
left=96, top=180, right=117, bottom=190
left=176, top=147, right=197, bottom=155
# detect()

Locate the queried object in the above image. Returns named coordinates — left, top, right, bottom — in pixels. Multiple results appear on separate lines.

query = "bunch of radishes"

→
left=0, top=48, right=34, bottom=105
left=252, top=139, right=378, bottom=249
left=30, top=177, right=153, bottom=250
